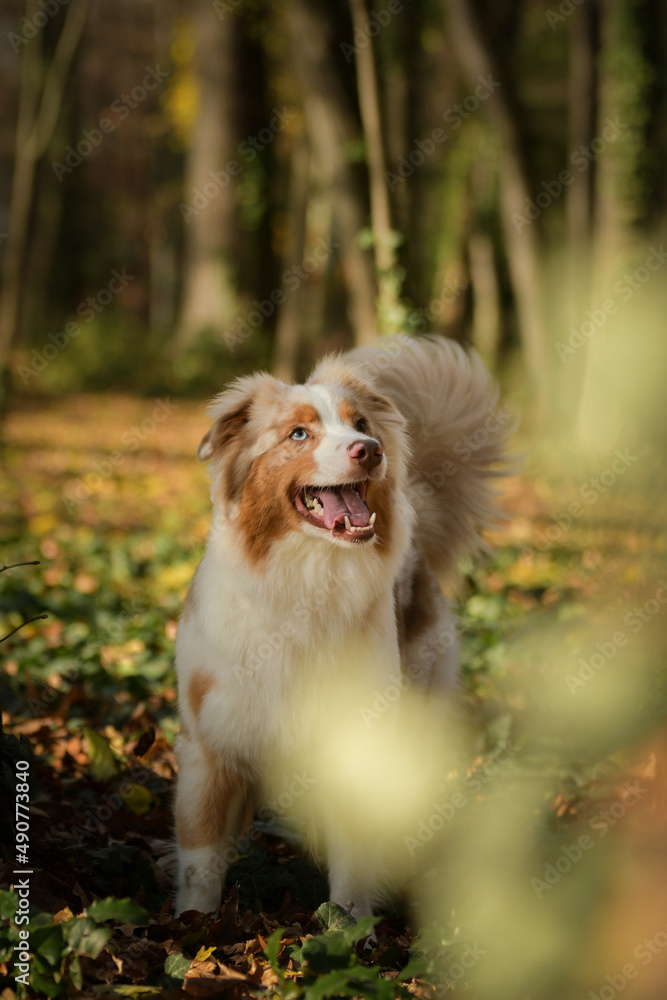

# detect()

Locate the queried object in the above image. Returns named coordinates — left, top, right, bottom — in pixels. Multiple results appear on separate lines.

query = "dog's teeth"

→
left=369, top=512, right=376, bottom=525
left=344, top=515, right=351, bottom=531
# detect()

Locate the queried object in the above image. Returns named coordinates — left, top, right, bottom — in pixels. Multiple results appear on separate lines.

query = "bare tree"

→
left=566, top=0, right=597, bottom=308
left=0, top=0, right=89, bottom=416
left=349, top=0, right=408, bottom=334
left=174, top=0, right=239, bottom=353
left=445, top=0, right=550, bottom=414
left=271, top=137, right=310, bottom=382
left=287, top=0, right=378, bottom=346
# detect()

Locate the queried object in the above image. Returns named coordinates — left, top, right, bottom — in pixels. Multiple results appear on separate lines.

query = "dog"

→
left=174, top=334, right=510, bottom=918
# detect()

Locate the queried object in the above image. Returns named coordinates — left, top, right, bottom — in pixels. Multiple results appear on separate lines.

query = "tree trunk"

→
left=577, top=0, right=650, bottom=448
left=445, top=0, right=550, bottom=415
left=287, top=0, right=378, bottom=346
left=546, top=0, right=598, bottom=433
left=349, top=0, right=408, bottom=334
left=0, top=0, right=88, bottom=416
left=469, top=231, right=500, bottom=365
left=590, top=0, right=646, bottom=282
left=272, top=138, right=310, bottom=383
left=349, top=0, right=393, bottom=275
left=566, top=1, right=598, bottom=318
left=174, top=0, right=239, bottom=353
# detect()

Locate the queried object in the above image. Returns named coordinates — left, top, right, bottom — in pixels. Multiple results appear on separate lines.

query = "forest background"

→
left=1, top=1, right=667, bottom=998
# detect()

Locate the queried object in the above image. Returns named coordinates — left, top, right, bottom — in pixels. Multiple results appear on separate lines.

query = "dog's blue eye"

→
left=355, top=418, right=367, bottom=433
left=290, top=427, right=308, bottom=441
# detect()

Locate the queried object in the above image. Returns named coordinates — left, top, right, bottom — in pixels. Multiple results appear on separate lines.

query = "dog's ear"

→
left=198, top=373, right=279, bottom=462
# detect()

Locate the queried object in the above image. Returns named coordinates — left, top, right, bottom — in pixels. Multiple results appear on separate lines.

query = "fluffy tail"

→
left=345, top=335, right=513, bottom=580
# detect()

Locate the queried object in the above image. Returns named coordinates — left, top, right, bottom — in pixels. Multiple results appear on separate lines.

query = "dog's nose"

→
left=347, top=438, right=384, bottom=471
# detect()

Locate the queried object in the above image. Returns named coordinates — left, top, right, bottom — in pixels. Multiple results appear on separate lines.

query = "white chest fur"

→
left=176, top=515, right=409, bottom=764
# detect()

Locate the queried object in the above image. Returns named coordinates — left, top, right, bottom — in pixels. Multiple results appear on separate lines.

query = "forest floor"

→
left=1, top=393, right=666, bottom=999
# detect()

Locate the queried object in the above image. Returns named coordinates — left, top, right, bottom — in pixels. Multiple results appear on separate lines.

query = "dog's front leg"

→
left=326, top=834, right=377, bottom=920
left=174, top=735, right=251, bottom=916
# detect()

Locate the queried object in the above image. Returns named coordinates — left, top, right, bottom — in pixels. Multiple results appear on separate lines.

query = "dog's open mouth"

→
left=292, top=482, right=376, bottom=542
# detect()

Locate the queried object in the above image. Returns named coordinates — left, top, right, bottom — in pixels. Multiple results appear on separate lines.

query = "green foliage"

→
left=2, top=395, right=664, bottom=998
left=0, top=893, right=147, bottom=998
left=261, top=904, right=420, bottom=1000
left=163, top=950, right=192, bottom=979
left=256, top=903, right=433, bottom=1000
left=87, top=898, right=148, bottom=924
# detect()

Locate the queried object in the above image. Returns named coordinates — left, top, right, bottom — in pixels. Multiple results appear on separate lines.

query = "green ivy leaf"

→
left=164, top=952, right=192, bottom=979
left=342, top=916, right=380, bottom=948
left=64, top=916, right=112, bottom=958
left=396, top=955, right=429, bottom=981
left=68, top=953, right=83, bottom=991
left=29, top=967, right=64, bottom=998
left=315, top=901, right=357, bottom=932
left=264, top=927, right=285, bottom=980
left=87, top=897, right=148, bottom=925
left=32, top=925, right=64, bottom=968
left=305, top=965, right=389, bottom=1000
left=299, top=932, right=352, bottom=973
left=0, top=890, right=18, bottom=919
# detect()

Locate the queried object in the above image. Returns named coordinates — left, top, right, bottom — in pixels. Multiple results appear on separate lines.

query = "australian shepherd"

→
left=174, top=335, right=510, bottom=918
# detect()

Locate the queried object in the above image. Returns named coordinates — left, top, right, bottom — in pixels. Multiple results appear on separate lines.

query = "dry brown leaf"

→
left=216, top=963, right=251, bottom=981
left=185, top=959, right=218, bottom=979
left=260, top=965, right=280, bottom=988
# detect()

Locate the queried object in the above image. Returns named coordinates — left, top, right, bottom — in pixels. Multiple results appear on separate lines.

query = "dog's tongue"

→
left=310, top=486, right=369, bottom=529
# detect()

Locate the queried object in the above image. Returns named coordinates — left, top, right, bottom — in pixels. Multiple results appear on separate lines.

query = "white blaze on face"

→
left=308, top=385, right=378, bottom=484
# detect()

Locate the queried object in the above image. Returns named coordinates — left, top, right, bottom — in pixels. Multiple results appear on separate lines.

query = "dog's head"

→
left=198, top=359, right=408, bottom=562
